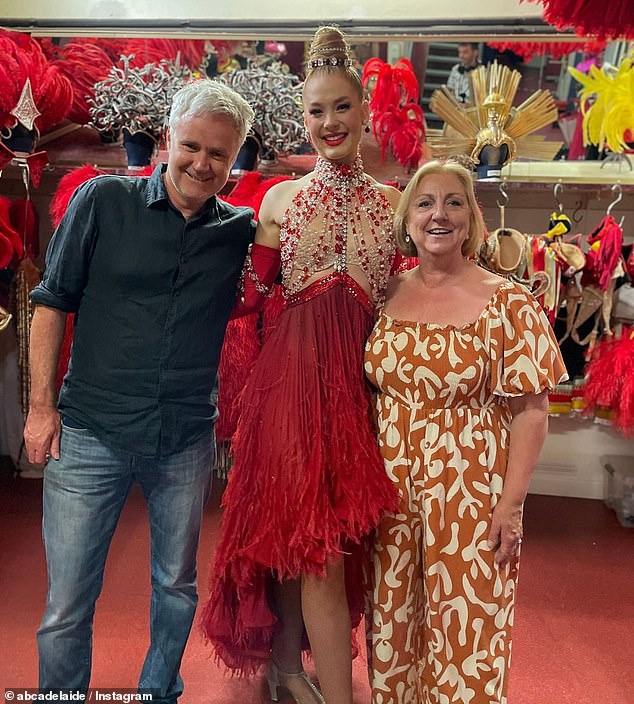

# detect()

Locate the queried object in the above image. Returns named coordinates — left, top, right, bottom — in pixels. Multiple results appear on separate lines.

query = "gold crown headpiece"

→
left=428, top=61, right=560, bottom=176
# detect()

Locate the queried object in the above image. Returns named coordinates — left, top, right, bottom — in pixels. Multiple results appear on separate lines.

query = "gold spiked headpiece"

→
left=428, top=62, right=560, bottom=178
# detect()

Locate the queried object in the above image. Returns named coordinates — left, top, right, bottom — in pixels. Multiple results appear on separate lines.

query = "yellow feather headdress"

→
left=568, top=54, right=634, bottom=154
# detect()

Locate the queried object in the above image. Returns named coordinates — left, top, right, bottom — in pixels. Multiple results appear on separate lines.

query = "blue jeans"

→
left=37, top=423, right=214, bottom=703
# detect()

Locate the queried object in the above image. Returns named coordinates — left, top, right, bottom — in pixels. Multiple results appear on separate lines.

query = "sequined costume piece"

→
left=281, top=155, right=394, bottom=305
left=201, top=156, right=399, bottom=675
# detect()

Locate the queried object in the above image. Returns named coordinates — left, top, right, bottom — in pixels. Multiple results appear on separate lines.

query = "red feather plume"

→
left=52, top=42, right=115, bottom=125
left=584, top=330, right=634, bottom=435
left=586, top=216, right=623, bottom=291
left=0, top=197, right=23, bottom=266
left=8, top=198, right=37, bottom=260
left=525, top=0, right=634, bottom=39
left=49, top=164, right=105, bottom=229
left=0, top=30, right=73, bottom=135
left=362, top=57, right=425, bottom=170
left=489, top=39, right=606, bottom=62
left=69, top=37, right=129, bottom=63
left=122, top=39, right=208, bottom=71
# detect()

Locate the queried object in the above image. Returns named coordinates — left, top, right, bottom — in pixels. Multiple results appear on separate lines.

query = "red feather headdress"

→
left=0, top=30, right=73, bottom=139
left=362, top=58, right=426, bottom=170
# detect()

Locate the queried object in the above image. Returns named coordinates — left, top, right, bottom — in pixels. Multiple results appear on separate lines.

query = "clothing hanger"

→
left=496, top=180, right=509, bottom=232
left=606, top=183, right=625, bottom=228
left=546, top=182, right=572, bottom=239
left=553, top=182, right=564, bottom=214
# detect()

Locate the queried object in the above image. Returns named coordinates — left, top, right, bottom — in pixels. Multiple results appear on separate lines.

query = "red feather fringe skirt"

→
left=200, top=272, right=397, bottom=674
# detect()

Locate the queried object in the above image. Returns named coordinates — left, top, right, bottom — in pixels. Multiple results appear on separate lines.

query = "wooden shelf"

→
left=500, top=159, right=634, bottom=186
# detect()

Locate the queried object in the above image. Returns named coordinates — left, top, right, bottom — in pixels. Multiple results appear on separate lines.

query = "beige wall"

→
left=0, top=0, right=542, bottom=23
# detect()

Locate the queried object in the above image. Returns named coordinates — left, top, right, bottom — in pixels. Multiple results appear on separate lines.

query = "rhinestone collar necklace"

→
left=313, top=154, right=365, bottom=188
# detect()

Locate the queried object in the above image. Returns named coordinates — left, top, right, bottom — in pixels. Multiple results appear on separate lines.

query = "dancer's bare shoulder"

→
left=261, top=174, right=315, bottom=224
left=373, top=178, right=402, bottom=212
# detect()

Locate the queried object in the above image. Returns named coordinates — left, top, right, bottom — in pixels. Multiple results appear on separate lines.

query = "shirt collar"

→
left=146, top=163, right=219, bottom=220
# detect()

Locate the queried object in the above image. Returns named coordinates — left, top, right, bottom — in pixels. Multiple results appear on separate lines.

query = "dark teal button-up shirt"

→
left=31, top=164, right=255, bottom=457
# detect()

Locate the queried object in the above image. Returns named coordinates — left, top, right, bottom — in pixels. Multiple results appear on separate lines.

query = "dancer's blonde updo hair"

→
left=304, top=25, right=364, bottom=99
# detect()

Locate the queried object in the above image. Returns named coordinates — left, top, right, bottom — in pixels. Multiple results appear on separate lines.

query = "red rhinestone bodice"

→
left=279, top=155, right=395, bottom=306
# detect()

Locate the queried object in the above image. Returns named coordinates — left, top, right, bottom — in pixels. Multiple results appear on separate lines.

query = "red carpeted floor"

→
left=0, top=471, right=632, bottom=704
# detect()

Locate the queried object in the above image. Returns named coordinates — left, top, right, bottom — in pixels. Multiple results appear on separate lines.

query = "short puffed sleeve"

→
left=485, top=281, right=568, bottom=397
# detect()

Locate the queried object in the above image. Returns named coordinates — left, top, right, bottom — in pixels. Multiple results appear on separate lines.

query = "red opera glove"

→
left=231, top=242, right=281, bottom=318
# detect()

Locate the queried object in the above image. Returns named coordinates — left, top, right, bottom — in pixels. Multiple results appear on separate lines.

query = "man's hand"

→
left=24, top=405, right=61, bottom=464
left=24, top=304, right=68, bottom=464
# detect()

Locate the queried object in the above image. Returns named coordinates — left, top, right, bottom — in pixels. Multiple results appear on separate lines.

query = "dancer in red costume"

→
left=201, top=26, right=401, bottom=704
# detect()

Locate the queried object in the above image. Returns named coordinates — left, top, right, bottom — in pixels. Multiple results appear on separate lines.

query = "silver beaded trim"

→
left=244, top=244, right=275, bottom=298
left=309, top=57, right=354, bottom=68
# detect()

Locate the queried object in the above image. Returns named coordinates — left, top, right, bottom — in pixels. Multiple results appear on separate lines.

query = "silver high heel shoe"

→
left=267, top=660, right=325, bottom=704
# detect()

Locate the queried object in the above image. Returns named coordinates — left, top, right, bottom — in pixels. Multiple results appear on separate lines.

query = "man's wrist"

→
left=28, top=401, right=58, bottom=412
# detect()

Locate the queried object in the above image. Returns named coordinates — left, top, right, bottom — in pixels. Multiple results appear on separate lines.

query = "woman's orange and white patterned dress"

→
left=363, top=280, right=567, bottom=704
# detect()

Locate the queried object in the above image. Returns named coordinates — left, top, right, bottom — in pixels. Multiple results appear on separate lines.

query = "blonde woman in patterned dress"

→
left=201, top=26, right=401, bottom=704
left=364, top=160, right=567, bottom=704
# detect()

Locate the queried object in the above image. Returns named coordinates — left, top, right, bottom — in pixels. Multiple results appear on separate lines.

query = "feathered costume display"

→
left=0, top=30, right=73, bottom=143
left=0, top=30, right=72, bottom=187
left=361, top=57, right=425, bottom=170
left=568, top=53, right=634, bottom=154
left=218, top=56, right=306, bottom=162
left=429, top=61, right=560, bottom=175
left=526, top=0, right=634, bottom=40
left=85, top=40, right=216, bottom=163
left=477, top=181, right=630, bottom=429
left=119, top=38, right=209, bottom=72
left=556, top=53, right=633, bottom=430
left=488, top=39, right=606, bottom=64
left=583, top=329, right=634, bottom=436
left=0, top=30, right=73, bottom=414
left=89, top=55, right=196, bottom=164
left=46, top=41, right=115, bottom=126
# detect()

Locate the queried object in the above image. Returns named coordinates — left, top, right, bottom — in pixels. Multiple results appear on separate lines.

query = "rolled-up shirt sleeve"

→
left=30, top=179, right=100, bottom=312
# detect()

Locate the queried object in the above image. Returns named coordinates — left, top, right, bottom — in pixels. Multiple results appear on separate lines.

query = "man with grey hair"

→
left=24, top=79, right=255, bottom=702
